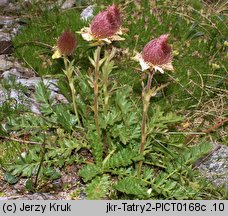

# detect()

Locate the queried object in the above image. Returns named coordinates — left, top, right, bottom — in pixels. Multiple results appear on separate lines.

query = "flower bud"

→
left=142, top=34, right=172, bottom=65
left=91, top=5, right=121, bottom=39
left=57, top=30, right=77, bottom=56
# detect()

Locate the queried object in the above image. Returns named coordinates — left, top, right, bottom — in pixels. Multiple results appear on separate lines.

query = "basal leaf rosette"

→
left=52, top=30, right=77, bottom=59
left=79, top=5, right=125, bottom=44
left=133, top=34, right=174, bottom=74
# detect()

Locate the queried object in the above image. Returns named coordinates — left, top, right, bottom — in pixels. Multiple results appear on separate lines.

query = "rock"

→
left=16, top=77, right=59, bottom=92
left=0, top=88, right=40, bottom=114
left=1, top=66, right=34, bottom=79
left=80, top=5, right=94, bottom=21
left=0, top=16, right=23, bottom=38
left=0, top=20, right=10, bottom=29
left=0, top=0, right=9, bottom=7
left=0, top=16, right=15, bottom=27
left=0, top=2, right=21, bottom=15
left=0, top=73, right=68, bottom=114
left=1, top=68, right=22, bottom=78
left=61, top=0, right=75, bottom=9
left=0, top=55, right=13, bottom=71
left=0, top=40, right=13, bottom=54
left=0, top=31, right=11, bottom=41
left=198, top=144, right=228, bottom=188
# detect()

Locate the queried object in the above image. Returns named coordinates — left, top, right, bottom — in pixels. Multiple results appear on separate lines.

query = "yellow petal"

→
left=101, top=38, right=112, bottom=44
left=110, top=35, right=125, bottom=41
left=163, top=62, right=174, bottom=71
left=132, top=53, right=150, bottom=71
left=147, top=188, right=152, bottom=194
left=154, top=66, right=164, bottom=74
left=52, top=49, right=62, bottom=59
left=116, top=29, right=123, bottom=35
left=81, top=32, right=94, bottom=41
left=79, top=27, right=95, bottom=41
left=139, top=58, right=150, bottom=71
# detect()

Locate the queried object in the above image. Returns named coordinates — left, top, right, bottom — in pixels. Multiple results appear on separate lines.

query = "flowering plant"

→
left=52, top=30, right=77, bottom=59
left=79, top=5, right=125, bottom=44
left=133, top=34, right=173, bottom=74
left=134, top=34, right=174, bottom=176
left=52, top=30, right=81, bottom=126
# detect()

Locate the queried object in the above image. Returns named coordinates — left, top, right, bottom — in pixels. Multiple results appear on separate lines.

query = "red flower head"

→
left=57, top=30, right=77, bottom=56
left=142, top=34, right=172, bottom=66
left=91, top=5, right=121, bottom=39
left=133, top=34, right=173, bottom=73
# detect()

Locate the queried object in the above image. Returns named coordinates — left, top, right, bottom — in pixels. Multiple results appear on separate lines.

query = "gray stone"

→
left=198, top=144, right=228, bottom=188
left=0, top=40, right=13, bottom=54
left=0, top=73, right=68, bottom=114
left=0, top=0, right=8, bottom=7
left=0, top=1, right=21, bottom=13
left=80, top=5, right=94, bottom=21
left=0, top=16, right=22, bottom=39
left=16, top=77, right=59, bottom=92
left=1, top=66, right=34, bottom=79
left=50, top=91, right=68, bottom=103
left=0, top=55, right=13, bottom=71
left=1, top=68, right=22, bottom=78
left=0, top=31, right=11, bottom=41
left=0, top=87, right=41, bottom=114
left=0, top=20, right=11, bottom=28
left=0, top=16, right=15, bottom=27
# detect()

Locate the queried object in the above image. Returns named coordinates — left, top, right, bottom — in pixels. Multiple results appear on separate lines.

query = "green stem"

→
left=94, top=47, right=101, bottom=141
left=63, top=57, right=81, bottom=127
left=137, top=71, right=154, bottom=177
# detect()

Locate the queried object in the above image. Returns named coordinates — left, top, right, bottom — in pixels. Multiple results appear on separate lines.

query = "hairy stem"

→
left=138, top=71, right=154, bottom=177
left=103, top=76, right=109, bottom=115
left=64, top=57, right=81, bottom=127
left=94, top=47, right=101, bottom=141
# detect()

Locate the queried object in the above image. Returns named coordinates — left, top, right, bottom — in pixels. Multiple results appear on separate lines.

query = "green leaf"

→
left=8, top=147, right=40, bottom=177
left=104, top=149, right=143, bottom=169
left=111, top=124, right=140, bottom=145
left=152, top=173, right=198, bottom=199
left=153, top=139, right=176, bottom=158
left=25, top=178, right=35, bottom=192
left=115, top=86, right=133, bottom=115
left=86, top=175, right=110, bottom=200
left=43, top=167, right=61, bottom=180
left=88, top=56, right=95, bottom=68
left=7, top=113, right=50, bottom=134
left=176, top=142, right=213, bottom=167
left=57, top=77, right=71, bottom=102
left=35, top=81, right=53, bottom=115
left=55, top=105, right=77, bottom=132
left=115, top=177, right=148, bottom=197
left=87, top=130, right=103, bottom=164
left=4, top=171, right=18, bottom=184
left=148, top=105, right=183, bottom=136
left=79, top=164, right=102, bottom=182
left=101, top=48, right=116, bottom=78
left=102, top=109, right=122, bottom=128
